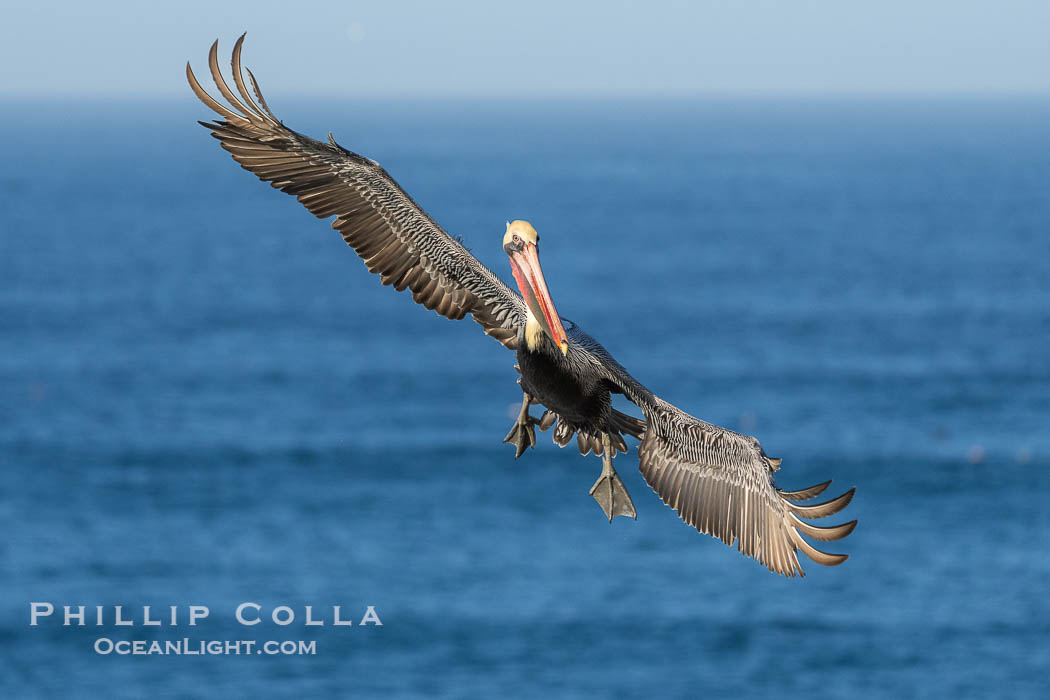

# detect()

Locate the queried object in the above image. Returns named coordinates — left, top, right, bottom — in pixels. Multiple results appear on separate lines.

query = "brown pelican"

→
left=187, top=36, right=856, bottom=577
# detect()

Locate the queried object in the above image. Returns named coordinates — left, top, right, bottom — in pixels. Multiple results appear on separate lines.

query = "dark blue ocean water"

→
left=2, top=96, right=1048, bottom=698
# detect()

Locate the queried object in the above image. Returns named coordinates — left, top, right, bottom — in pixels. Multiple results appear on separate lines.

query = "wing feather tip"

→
left=786, top=486, right=855, bottom=519
left=789, top=527, right=850, bottom=567
left=779, top=479, right=833, bottom=502
left=231, top=32, right=265, bottom=120
left=789, top=512, right=858, bottom=541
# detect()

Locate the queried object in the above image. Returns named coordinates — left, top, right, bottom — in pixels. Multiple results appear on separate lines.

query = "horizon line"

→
left=4, top=89, right=1050, bottom=102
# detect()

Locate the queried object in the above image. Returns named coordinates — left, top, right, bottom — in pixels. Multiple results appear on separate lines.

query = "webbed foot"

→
left=589, top=433, right=637, bottom=522
left=503, top=392, right=540, bottom=459
left=504, top=418, right=537, bottom=459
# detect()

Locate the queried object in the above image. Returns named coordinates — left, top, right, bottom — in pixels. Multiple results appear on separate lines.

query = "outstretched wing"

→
left=573, top=330, right=856, bottom=577
left=187, top=36, right=525, bottom=349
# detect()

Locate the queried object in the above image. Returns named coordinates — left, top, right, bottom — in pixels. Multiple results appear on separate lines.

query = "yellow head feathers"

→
left=503, top=220, right=539, bottom=248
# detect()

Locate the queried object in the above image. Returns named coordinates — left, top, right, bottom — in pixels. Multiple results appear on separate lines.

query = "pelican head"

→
left=503, top=220, right=568, bottom=355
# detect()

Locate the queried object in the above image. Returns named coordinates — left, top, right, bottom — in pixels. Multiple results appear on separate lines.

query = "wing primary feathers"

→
left=188, top=36, right=527, bottom=350
left=780, top=480, right=832, bottom=501
left=186, top=63, right=239, bottom=121
left=244, top=67, right=279, bottom=122
left=787, top=488, right=855, bottom=519
left=789, top=528, right=849, bottom=567
left=788, top=512, right=857, bottom=542
left=230, top=33, right=267, bottom=120
left=208, top=39, right=253, bottom=117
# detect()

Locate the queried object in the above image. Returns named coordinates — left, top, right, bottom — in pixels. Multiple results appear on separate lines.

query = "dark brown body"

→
left=517, top=335, right=612, bottom=437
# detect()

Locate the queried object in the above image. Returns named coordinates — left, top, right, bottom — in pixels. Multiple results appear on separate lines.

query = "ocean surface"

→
left=1, top=96, right=1048, bottom=698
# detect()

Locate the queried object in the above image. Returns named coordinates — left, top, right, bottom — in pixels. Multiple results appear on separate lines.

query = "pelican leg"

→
left=589, top=433, right=637, bottom=522
left=503, top=391, right=542, bottom=459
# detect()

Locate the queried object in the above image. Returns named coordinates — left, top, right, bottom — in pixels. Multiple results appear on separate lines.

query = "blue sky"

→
left=2, top=0, right=1049, bottom=97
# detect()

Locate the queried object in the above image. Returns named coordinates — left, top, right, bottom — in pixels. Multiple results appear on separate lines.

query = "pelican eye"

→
left=512, top=234, right=522, bottom=244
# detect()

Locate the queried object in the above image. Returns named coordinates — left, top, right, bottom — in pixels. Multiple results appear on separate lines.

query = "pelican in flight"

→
left=188, top=36, right=856, bottom=576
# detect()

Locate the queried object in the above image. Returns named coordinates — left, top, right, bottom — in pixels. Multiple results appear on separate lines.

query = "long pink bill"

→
left=509, top=244, right=569, bottom=354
